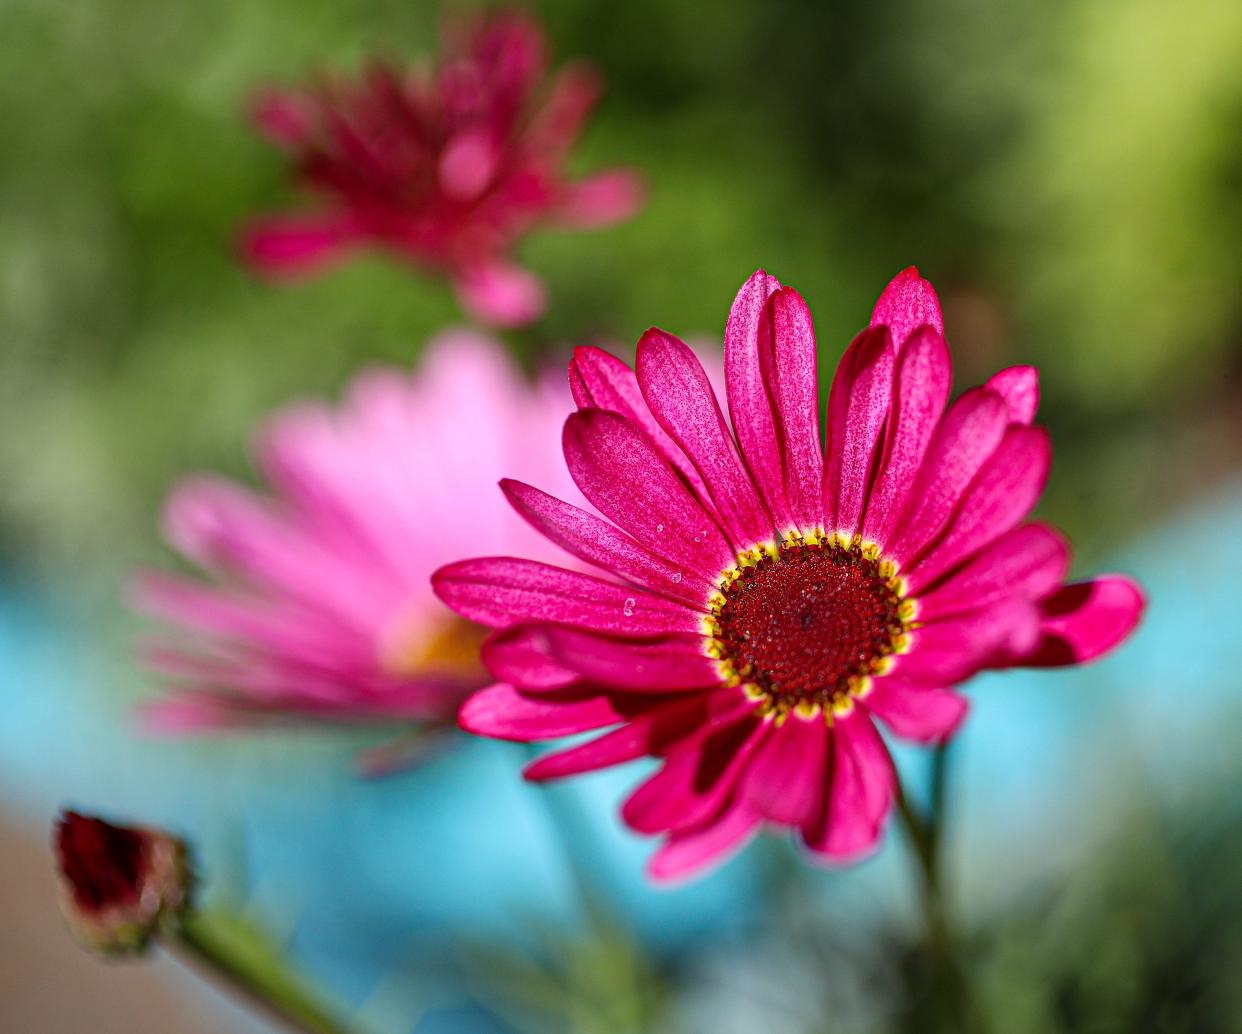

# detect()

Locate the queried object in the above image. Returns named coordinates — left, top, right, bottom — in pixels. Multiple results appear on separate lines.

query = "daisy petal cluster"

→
left=134, top=332, right=581, bottom=738
left=243, top=9, right=643, bottom=327
left=433, top=268, right=1145, bottom=881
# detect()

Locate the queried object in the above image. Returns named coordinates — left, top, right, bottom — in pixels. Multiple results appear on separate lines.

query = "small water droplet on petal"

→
left=623, top=597, right=636, bottom=617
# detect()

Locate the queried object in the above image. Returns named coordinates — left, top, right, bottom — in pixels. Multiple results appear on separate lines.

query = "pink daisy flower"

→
left=433, top=268, right=1146, bottom=881
left=243, top=9, right=643, bottom=328
left=133, top=331, right=582, bottom=753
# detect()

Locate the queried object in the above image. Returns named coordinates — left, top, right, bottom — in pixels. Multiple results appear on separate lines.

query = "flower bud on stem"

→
left=54, top=809, right=361, bottom=1034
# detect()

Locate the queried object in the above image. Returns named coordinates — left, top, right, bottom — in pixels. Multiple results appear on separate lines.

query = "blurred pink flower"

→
left=242, top=9, right=643, bottom=327
left=133, top=331, right=582, bottom=756
left=434, top=268, right=1146, bottom=881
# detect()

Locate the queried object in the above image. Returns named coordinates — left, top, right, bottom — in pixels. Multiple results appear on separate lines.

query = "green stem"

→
left=895, top=781, right=951, bottom=958
left=166, top=912, right=361, bottom=1034
left=894, top=742, right=980, bottom=1034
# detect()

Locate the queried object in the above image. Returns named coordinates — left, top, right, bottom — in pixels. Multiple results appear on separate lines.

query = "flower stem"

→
left=165, top=911, right=362, bottom=1034
left=894, top=742, right=979, bottom=1034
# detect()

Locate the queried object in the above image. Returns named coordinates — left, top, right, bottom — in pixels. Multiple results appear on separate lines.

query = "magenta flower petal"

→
left=523, top=690, right=737, bottom=782
left=822, top=326, right=894, bottom=536
left=445, top=268, right=1144, bottom=881
left=454, top=260, right=547, bottom=328
left=898, top=599, right=1042, bottom=683
left=133, top=574, right=364, bottom=664
left=142, top=683, right=460, bottom=729
left=241, top=214, right=357, bottom=278
left=542, top=628, right=720, bottom=691
left=721, top=271, right=825, bottom=535
left=765, top=287, right=826, bottom=534
left=250, top=89, right=319, bottom=149
left=162, top=476, right=255, bottom=569
left=862, top=326, right=953, bottom=546
left=455, top=9, right=548, bottom=103
left=524, top=61, right=601, bottom=160
left=885, top=387, right=1010, bottom=565
left=438, top=126, right=501, bottom=201
left=140, top=641, right=468, bottom=717
left=480, top=626, right=581, bottom=691
left=842, top=709, right=895, bottom=832
left=646, top=798, right=761, bottom=883
left=139, top=694, right=253, bottom=735
left=869, top=266, right=944, bottom=351
left=1016, top=576, right=1147, bottom=667
left=140, top=644, right=352, bottom=706
left=805, top=709, right=894, bottom=860
left=458, top=683, right=651, bottom=741
left=161, top=477, right=392, bottom=631
left=986, top=365, right=1040, bottom=424
left=725, top=269, right=789, bottom=527
left=524, top=723, right=662, bottom=782
left=863, top=683, right=968, bottom=744
left=501, top=479, right=713, bottom=607
left=243, top=12, right=643, bottom=327
left=742, top=713, right=830, bottom=826
left=636, top=329, right=773, bottom=549
left=622, top=714, right=764, bottom=835
left=433, top=557, right=699, bottom=636
left=562, top=409, right=732, bottom=578
left=137, top=332, right=588, bottom=749
left=555, top=169, right=645, bottom=227
left=917, top=595, right=1043, bottom=654
left=910, top=425, right=1052, bottom=587
left=568, top=345, right=709, bottom=497
left=915, top=523, right=1070, bottom=617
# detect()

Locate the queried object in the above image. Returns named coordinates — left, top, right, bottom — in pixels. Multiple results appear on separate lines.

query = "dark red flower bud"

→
left=53, top=809, right=192, bottom=955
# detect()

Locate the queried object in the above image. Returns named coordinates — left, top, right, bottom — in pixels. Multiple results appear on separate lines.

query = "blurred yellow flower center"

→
left=380, top=613, right=489, bottom=681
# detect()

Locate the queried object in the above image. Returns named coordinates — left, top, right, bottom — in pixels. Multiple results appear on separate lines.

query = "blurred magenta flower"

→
left=54, top=810, right=191, bottom=955
left=134, top=331, right=581, bottom=748
left=434, top=268, right=1145, bottom=881
left=242, top=9, right=643, bottom=327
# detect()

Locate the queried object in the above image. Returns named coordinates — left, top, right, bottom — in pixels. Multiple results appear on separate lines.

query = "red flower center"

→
left=711, top=538, right=908, bottom=713
left=55, top=812, right=146, bottom=914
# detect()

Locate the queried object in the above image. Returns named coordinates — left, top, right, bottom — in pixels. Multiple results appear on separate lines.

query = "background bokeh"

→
left=3, top=1, right=1241, bottom=1032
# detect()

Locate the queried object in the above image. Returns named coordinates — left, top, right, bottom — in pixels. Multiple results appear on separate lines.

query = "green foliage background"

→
left=3, top=0, right=1241, bottom=577
left=2, top=3, right=1242, bottom=1031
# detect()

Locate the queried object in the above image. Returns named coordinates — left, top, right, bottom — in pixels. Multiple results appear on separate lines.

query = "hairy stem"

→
left=167, top=912, right=361, bottom=1034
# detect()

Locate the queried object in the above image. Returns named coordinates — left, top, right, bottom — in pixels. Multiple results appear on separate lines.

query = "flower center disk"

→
left=710, top=538, right=909, bottom=714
